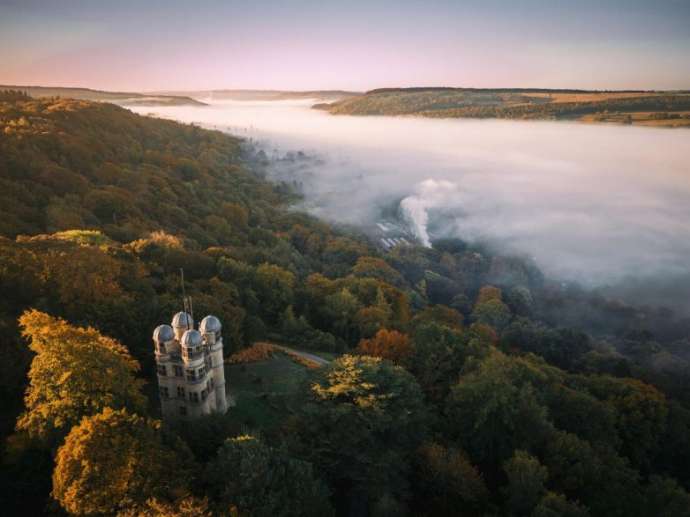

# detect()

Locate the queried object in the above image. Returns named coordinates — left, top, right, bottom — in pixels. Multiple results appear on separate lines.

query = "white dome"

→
left=180, top=329, right=202, bottom=348
left=153, top=324, right=174, bottom=343
left=200, top=315, right=222, bottom=334
left=171, top=311, right=193, bottom=329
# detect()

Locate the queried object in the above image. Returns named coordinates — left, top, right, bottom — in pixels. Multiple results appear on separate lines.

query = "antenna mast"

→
left=180, top=268, right=193, bottom=329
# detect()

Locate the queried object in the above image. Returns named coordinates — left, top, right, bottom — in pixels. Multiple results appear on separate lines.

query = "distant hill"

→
left=315, top=87, right=690, bottom=127
left=157, top=89, right=360, bottom=102
left=0, top=85, right=206, bottom=107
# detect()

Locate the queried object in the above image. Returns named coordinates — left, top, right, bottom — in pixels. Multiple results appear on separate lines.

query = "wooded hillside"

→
left=316, top=88, right=690, bottom=127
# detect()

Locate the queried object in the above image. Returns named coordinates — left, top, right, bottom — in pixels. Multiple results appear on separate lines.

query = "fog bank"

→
left=132, top=100, right=690, bottom=288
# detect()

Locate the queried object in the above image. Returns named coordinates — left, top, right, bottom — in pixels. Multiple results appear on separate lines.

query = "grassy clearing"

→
left=225, top=354, right=313, bottom=430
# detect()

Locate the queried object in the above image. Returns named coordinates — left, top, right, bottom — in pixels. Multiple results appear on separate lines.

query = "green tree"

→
left=503, top=450, right=548, bottom=515
left=445, top=351, right=554, bottom=466
left=542, top=430, right=641, bottom=517
left=296, top=355, right=428, bottom=503
left=206, top=435, right=333, bottom=517
left=16, top=310, right=146, bottom=445
left=531, top=492, right=589, bottom=517
left=642, top=476, right=690, bottom=517
left=471, top=298, right=511, bottom=331
left=572, top=375, right=668, bottom=470
left=323, top=288, right=361, bottom=343
left=254, top=263, right=295, bottom=324
left=410, top=323, right=467, bottom=404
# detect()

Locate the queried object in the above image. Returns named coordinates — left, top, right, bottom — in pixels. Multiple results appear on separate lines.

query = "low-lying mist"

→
left=132, top=100, right=690, bottom=303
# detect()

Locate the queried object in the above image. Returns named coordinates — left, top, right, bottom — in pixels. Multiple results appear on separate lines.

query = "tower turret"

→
left=153, top=324, right=176, bottom=418
left=171, top=311, right=193, bottom=341
left=200, top=315, right=227, bottom=413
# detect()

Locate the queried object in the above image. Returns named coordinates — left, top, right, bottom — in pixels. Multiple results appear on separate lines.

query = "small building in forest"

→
left=153, top=312, right=228, bottom=419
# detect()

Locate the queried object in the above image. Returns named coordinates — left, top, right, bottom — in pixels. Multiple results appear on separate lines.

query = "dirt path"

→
left=273, top=345, right=331, bottom=367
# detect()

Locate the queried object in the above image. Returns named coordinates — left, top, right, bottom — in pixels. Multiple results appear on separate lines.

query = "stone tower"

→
left=153, top=311, right=228, bottom=419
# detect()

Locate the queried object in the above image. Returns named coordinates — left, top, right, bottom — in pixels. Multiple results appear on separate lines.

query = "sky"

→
left=1, top=0, right=689, bottom=92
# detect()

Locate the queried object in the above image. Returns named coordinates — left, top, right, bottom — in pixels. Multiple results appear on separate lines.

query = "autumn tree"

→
left=16, top=310, right=146, bottom=445
left=476, top=285, right=502, bottom=305
left=356, top=329, right=413, bottom=366
left=118, top=496, right=214, bottom=517
left=353, top=286, right=393, bottom=338
left=413, top=442, right=488, bottom=516
left=352, top=256, right=403, bottom=286
left=411, top=304, right=463, bottom=331
left=53, top=408, right=193, bottom=515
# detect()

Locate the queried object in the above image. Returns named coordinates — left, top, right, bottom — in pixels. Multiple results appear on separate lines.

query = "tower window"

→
left=189, top=392, right=199, bottom=403
left=158, top=342, right=166, bottom=354
left=173, top=365, right=183, bottom=377
left=186, top=369, right=196, bottom=382
left=177, top=386, right=185, bottom=398
left=159, top=386, right=169, bottom=399
left=157, top=364, right=166, bottom=376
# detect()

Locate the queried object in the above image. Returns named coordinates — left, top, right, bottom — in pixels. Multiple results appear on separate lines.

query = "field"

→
left=316, top=87, right=690, bottom=127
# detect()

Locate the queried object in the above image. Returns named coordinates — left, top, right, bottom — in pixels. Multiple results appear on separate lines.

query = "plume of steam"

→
left=401, top=179, right=458, bottom=247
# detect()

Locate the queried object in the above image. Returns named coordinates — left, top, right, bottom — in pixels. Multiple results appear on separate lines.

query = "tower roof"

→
left=153, top=324, right=174, bottom=343
left=200, top=315, right=222, bottom=334
left=180, top=329, right=202, bottom=348
left=172, top=311, right=193, bottom=329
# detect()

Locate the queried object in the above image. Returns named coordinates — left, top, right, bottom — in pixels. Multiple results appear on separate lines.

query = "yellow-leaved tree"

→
left=53, top=407, right=194, bottom=515
left=16, top=309, right=146, bottom=446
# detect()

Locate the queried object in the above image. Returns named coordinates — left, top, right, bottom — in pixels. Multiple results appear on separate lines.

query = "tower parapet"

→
left=153, top=312, right=228, bottom=420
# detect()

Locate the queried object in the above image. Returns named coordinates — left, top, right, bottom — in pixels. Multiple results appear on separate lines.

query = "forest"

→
left=315, top=88, right=690, bottom=127
left=1, top=92, right=689, bottom=516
